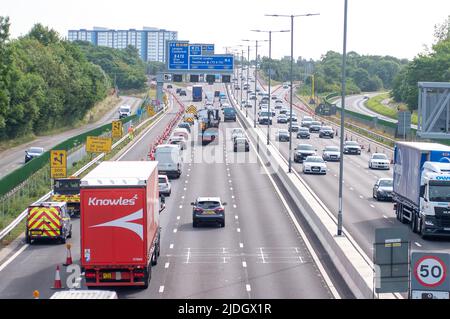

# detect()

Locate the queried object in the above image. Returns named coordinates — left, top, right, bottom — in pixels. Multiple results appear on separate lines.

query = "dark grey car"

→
left=373, top=178, right=393, bottom=201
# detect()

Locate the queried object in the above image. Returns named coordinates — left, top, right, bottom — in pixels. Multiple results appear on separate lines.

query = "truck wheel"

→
left=60, top=235, right=67, bottom=244
left=142, top=266, right=151, bottom=289
left=411, top=214, right=418, bottom=233
left=25, top=232, right=31, bottom=244
left=151, top=250, right=158, bottom=266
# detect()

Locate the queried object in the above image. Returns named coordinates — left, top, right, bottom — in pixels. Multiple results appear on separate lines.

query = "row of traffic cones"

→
left=51, top=244, right=73, bottom=289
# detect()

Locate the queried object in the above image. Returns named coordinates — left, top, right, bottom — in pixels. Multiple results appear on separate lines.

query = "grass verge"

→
left=365, top=93, right=418, bottom=125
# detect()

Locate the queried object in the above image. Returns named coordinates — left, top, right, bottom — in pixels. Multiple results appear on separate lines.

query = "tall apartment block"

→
left=67, top=27, right=178, bottom=63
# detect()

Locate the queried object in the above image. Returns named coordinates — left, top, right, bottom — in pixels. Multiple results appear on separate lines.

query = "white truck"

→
left=154, top=144, right=182, bottom=179
left=393, top=142, right=450, bottom=238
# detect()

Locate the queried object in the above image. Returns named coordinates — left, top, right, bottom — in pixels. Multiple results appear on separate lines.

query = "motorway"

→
left=0, top=83, right=345, bottom=299
left=0, top=95, right=142, bottom=179
left=248, top=78, right=450, bottom=260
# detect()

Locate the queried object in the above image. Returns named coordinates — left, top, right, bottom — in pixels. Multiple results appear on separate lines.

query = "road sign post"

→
left=50, top=150, right=67, bottom=179
left=411, top=252, right=450, bottom=299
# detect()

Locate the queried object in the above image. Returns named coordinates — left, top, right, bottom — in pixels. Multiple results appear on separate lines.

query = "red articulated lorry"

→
left=80, top=161, right=165, bottom=288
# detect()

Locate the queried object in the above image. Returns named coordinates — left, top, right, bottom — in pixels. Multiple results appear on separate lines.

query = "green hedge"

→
left=0, top=115, right=137, bottom=198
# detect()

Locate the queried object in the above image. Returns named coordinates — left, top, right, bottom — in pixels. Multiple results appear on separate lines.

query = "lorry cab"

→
left=26, top=201, right=72, bottom=244
left=52, top=177, right=81, bottom=217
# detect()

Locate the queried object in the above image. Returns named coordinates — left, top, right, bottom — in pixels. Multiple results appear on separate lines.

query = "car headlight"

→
left=424, top=219, right=434, bottom=226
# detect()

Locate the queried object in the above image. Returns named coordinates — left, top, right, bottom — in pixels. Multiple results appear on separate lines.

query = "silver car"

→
left=158, top=175, right=171, bottom=196
left=322, top=146, right=341, bottom=161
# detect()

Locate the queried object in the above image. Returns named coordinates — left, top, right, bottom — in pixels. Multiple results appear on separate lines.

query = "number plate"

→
left=203, top=210, right=216, bottom=215
left=31, top=230, right=42, bottom=236
left=102, top=273, right=112, bottom=280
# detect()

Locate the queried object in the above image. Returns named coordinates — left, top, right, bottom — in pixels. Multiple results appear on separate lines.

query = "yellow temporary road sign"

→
left=86, top=136, right=112, bottom=153
left=50, top=150, right=67, bottom=179
left=112, top=121, right=123, bottom=138
left=147, top=106, right=156, bottom=117
left=187, top=105, right=197, bottom=115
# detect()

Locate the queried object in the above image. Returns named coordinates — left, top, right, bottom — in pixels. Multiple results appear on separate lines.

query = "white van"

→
left=154, top=144, right=182, bottom=179
left=172, top=128, right=189, bottom=141
left=118, top=105, right=131, bottom=119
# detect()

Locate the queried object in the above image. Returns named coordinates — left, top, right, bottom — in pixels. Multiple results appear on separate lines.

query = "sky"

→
left=2, top=0, right=450, bottom=61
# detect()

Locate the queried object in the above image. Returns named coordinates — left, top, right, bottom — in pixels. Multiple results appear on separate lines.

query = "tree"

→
left=0, top=16, right=11, bottom=132
left=27, top=23, right=60, bottom=46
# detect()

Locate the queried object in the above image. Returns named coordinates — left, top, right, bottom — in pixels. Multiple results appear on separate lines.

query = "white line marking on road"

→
left=159, top=286, right=165, bottom=293
left=246, top=284, right=251, bottom=292
left=233, top=204, right=237, bottom=209
left=165, top=262, right=170, bottom=269
left=383, top=215, right=388, bottom=219
left=349, top=187, right=354, bottom=191
left=170, top=244, right=174, bottom=249
left=181, top=196, right=184, bottom=199
left=415, top=242, right=422, bottom=247
left=179, top=205, right=183, bottom=209
left=359, top=195, right=364, bottom=199
left=177, top=216, right=180, bottom=220
left=230, top=187, right=233, bottom=190
left=242, top=261, right=247, bottom=268
left=0, top=244, right=28, bottom=272
left=240, top=243, right=244, bottom=248
left=334, top=174, right=337, bottom=177
left=186, top=248, right=191, bottom=264
left=231, top=195, right=235, bottom=199
left=228, top=174, right=231, bottom=177
left=173, top=228, right=177, bottom=233
left=185, top=180, right=188, bottom=184
left=229, top=180, right=232, bottom=183
left=184, top=187, right=187, bottom=191
left=187, top=174, right=190, bottom=177
left=237, top=228, right=241, bottom=232
left=260, top=247, right=266, bottom=264
left=235, top=215, right=238, bottom=220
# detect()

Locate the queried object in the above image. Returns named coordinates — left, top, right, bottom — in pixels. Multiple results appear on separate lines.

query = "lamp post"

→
left=242, top=39, right=268, bottom=128
left=265, top=13, right=320, bottom=172
left=251, top=29, right=290, bottom=145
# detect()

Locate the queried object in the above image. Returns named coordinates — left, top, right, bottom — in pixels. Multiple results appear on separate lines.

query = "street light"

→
left=266, top=13, right=320, bottom=172
left=242, top=39, right=268, bottom=128
left=251, top=29, right=290, bottom=145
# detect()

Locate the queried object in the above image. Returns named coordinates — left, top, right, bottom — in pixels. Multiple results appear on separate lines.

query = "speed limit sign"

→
left=411, top=252, right=450, bottom=292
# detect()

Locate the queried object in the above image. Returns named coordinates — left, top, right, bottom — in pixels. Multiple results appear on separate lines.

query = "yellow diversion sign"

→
left=86, top=136, right=112, bottom=153
left=50, top=150, right=67, bottom=179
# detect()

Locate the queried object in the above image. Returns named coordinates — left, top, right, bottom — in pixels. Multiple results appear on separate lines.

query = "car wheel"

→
left=220, top=220, right=225, bottom=228
left=193, top=220, right=198, bottom=228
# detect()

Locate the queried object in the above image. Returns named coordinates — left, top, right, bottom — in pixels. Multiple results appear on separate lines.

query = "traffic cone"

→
left=63, top=243, right=72, bottom=266
left=52, top=265, right=63, bottom=289
left=33, top=290, right=40, bottom=299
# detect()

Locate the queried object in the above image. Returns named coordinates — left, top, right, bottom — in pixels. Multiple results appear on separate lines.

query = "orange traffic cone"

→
left=52, top=265, right=63, bottom=289
left=63, top=243, right=72, bottom=266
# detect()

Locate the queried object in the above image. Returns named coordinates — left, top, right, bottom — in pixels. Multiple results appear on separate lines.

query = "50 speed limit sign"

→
left=412, top=253, right=450, bottom=291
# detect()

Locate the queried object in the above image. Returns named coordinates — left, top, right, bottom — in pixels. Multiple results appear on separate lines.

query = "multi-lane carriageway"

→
left=0, top=83, right=352, bottom=299
left=247, top=78, right=450, bottom=258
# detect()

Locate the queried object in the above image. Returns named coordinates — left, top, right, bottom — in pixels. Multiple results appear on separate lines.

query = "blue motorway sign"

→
left=168, top=42, right=189, bottom=70
left=201, top=44, right=214, bottom=55
left=190, top=44, right=214, bottom=56
left=189, top=55, right=233, bottom=70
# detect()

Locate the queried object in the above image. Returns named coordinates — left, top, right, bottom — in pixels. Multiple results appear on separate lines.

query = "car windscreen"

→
left=223, top=108, right=235, bottom=114
left=158, top=178, right=167, bottom=183
left=197, top=201, right=221, bottom=209
left=321, top=126, right=332, bottom=130
left=299, top=128, right=309, bottom=132
left=54, top=180, right=80, bottom=189
left=325, top=146, right=339, bottom=152
left=260, top=112, right=271, bottom=117
left=379, top=179, right=393, bottom=187
left=305, top=157, right=324, bottom=163
left=311, top=121, right=321, bottom=126
left=346, top=141, right=359, bottom=146
left=29, top=147, right=43, bottom=153
left=429, top=181, right=450, bottom=202
left=373, top=154, right=387, bottom=159
left=298, top=145, right=314, bottom=150
left=119, top=107, right=130, bottom=112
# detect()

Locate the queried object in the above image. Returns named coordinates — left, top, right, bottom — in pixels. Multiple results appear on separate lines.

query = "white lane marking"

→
left=383, top=215, right=388, bottom=219
left=230, top=187, right=233, bottom=190
left=235, top=215, right=239, bottom=220
left=228, top=174, right=231, bottom=177
left=415, top=242, right=422, bottom=247
left=177, top=216, right=180, bottom=220
left=159, top=286, right=165, bottom=293
left=165, top=262, right=170, bottom=269
left=334, top=174, right=337, bottom=177
left=188, top=168, right=191, bottom=171
left=184, top=187, right=187, bottom=191
left=359, top=195, right=364, bottom=199
left=186, top=248, right=191, bottom=264
left=233, top=204, right=237, bottom=209
left=173, top=228, right=177, bottom=233
left=179, top=205, right=183, bottom=209
left=237, top=228, right=241, bottom=232
left=240, top=125, right=342, bottom=300
left=349, top=187, right=354, bottom=191
left=181, top=196, right=185, bottom=199
left=170, top=244, right=174, bottom=249
left=260, top=247, right=266, bottom=264
left=242, top=261, right=247, bottom=268
left=246, top=284, right=251, bottom=292
left=240, top=243, right=244, bottom=248
left=231, top=195, right=235, bottom=199
left=370, top=204, right=375, bottom=208
left=0, top=244, right=28, bottom=272
left=185, top=180, right=188, bottom=184
left=229, top=180, right=232, bottom=183
left=187, top=174, right=190, bottom=177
